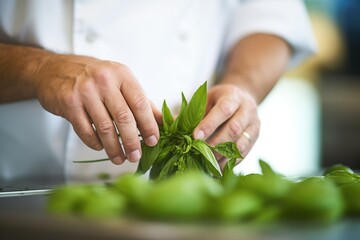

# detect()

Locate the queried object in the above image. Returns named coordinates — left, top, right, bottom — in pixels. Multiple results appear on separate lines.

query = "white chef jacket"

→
left=0, top=0, right=316, bottom=184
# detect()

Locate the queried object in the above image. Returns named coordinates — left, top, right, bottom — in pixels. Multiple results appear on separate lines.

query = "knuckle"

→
left=116, top=63, right=131, bottom=75
left=96, top=119, right=114, bottom=135
left=82, top=131, right=101, bottom=149
left=132, top=95, right=148, bottom=112
left=90, top=66, right=113, bottom=87
left=114, top=110, right=134, bottom=124
left=219, top=101, right=236, bottom=118
left=228, top=120, right=244, bottom=139
left=141, top=123, right=157, bottom=136
left=123, top=139, right=140, bottom=152
left=78, top=80, right=97, bottom=99
left=112, top=62, right=132, bottom=77
left=61, top=92, right=79, bottom=109
left=79, top=128, right=94, bottom=143
left=97, top=76, right=112, bottom=88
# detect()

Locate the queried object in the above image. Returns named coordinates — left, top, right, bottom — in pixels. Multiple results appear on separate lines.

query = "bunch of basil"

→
left=136, top=82, right=242, bottom=179
left=74, top=82, right=241, bottom=180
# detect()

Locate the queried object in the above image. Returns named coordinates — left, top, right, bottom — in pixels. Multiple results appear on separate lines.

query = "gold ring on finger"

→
left=242, top=131, right=251, bottom=141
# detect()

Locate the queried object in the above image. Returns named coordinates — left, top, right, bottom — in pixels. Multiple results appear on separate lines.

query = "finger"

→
left=66, top=107, right=103, bottom=151
left=218, top=157, right=227, bottom=172
left=121, top=78, right=160, bottom=147
left=150, top=100, right=163, bottom=125
left=207, top=106, right=250, bottom=147
left=236, top=123, right=260, bottom=157
left=84, top=97, right=126, bottom=165
left=103, top=92, right=142, bottom=163
left=194, top=97, right=239, bottom=140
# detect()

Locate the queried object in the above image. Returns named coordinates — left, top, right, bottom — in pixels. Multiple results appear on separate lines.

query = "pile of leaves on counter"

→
left=48, top=160, right=360, bottom=223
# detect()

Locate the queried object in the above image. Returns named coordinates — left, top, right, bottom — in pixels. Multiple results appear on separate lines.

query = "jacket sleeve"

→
left=224, top=0, right=317, bottom=68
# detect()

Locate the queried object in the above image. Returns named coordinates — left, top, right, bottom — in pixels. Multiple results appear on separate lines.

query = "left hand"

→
left=193, top=84, right=260, bottom=166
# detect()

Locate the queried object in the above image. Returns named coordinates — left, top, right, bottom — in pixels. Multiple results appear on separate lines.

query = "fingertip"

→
left=145, top=135, right=158, bottom=147
left=194, top=130, right=205, bottom=140
left=127, top=149, right=141, bottom=162
left=112, top=156, right=124, bottom=165
left=94, top=143, right=104, bottom=151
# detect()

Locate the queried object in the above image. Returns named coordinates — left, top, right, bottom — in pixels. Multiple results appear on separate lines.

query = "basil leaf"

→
left=185, top=154, right=201, bottom=171
left=181, top=92, right=188, bottom=111
left=213, top=142, right=242, bottom=159
left=323, top=164, right=354, bottom=176
left=185, top=154, right=196, bottom=170
left=192, top=140, right=222, bottom=177
left=222, top=158, right=238, bottom=192
left=223, top=158, right=236, bottom=177
left=169, top=92, right=188, bottom=133
left=178, top=81, right=207, bottom=134
left=259, top=159, right=276, bottom=177
left=149, top=161, right=163, bottom=180
left=136, top=141, right=163, bottom=174
left=154, top=142, right=173, bottom=164
left=161, top=100, right=173, bottom=132
left=158, top=154, right=178, bottom=180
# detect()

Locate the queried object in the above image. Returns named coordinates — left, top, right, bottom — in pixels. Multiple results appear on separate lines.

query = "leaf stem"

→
left=73, top=158, right=110, bottom=163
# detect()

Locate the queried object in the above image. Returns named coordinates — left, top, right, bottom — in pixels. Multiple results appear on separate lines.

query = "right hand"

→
left=34, top=54, right=161, bottom=165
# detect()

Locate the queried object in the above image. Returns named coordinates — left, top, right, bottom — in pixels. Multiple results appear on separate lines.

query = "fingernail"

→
left=128, top=150, right=141, bottom=162
left=94, top=143, right=103, bottom=151
left=112, top=156, right=123, bottom=165
left=195, top=130, right=205, bottom=139
left=146, top=135, right=158, bottom=146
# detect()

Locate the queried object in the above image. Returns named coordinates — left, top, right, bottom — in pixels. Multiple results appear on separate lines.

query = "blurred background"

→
left=237, top=0, right=360, bottom=176
left=299, top=0, right=360, bottom=169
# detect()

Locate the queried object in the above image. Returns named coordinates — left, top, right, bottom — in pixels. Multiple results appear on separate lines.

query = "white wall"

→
left=235, top=78, right=321, bottom=178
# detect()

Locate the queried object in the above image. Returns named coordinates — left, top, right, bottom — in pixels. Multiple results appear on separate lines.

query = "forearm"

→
left=220, top=33, right=292, bottom=104
left=0, top=43, right=52, bottom=103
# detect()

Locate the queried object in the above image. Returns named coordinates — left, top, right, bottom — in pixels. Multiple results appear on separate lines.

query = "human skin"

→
left=194, top=33, right=291, bottom=167
left=0, top=33, right=290, bottom=166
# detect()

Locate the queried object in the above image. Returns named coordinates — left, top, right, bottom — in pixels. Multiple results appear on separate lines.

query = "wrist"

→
left=29, top=47, right=57, bottom=98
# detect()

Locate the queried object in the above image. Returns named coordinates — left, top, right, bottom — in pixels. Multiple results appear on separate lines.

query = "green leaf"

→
left=161, top=100, right=173, bottom=132
left=177, top=81, right=207, bottom=134
left=223, top=158, right=236, bottom=177
left=221, top=158, right=238, bottom=192
left=192, top=140, right=222, bottom=177
left=259, top=159, right=276, bottom=177
left=186, top=154, right=205, bottom=172
left=136, top=141, right=163, bottom=174
left=149, top=144, right=175, bottom=180
left=169, top=92, right=188, bottom=133
left=153, top=141, right=173, bottom=164
left=149, top=161, right=164, bottom=180
left=158, top=154, right=178, bottom=180
left=323, top=164, right=354, bottom=176
left=181, top=92, right=188, bottom=111
left=213, top=142, right=243, bottom=159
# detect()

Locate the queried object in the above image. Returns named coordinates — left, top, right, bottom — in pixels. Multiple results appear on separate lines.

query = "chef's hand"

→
left=34, top=54, right=161, bottom=164
left=193, top=84, right=260, bottom=167
left=193, top=34, right=291, bottom=169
